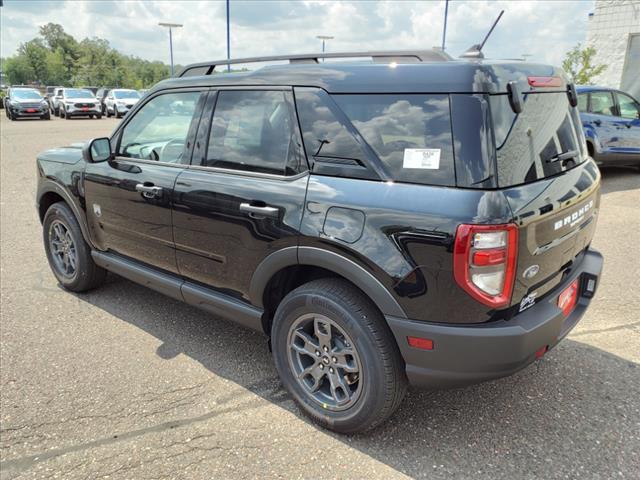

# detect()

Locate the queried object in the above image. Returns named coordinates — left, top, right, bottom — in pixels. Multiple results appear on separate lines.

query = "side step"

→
left=91, top=251, right=264, bottom=332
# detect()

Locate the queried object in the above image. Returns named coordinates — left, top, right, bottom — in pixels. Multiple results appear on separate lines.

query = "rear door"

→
left=84, top=89, right=207, bottom=274
left=490, top=89, right=601, bottom=308
left=172, top=88, right=308, bottom=302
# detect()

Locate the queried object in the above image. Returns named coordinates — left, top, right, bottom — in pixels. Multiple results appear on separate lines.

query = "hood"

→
left=15, top=98, right=45, bottom=104
left=37, top=143, right=85, bottom=165
left=117, top=98, right=140, bottom=105
left=65, top=97, right=97, bottom=103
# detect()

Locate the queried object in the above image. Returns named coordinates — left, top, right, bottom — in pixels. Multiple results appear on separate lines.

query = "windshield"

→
left=65, top=89, right=94, bottom=99
left=114, top=90, right=140, bottom=99
left=13, top=90, right=42, bottom=100
left=491, top=92, right=587, bottom=187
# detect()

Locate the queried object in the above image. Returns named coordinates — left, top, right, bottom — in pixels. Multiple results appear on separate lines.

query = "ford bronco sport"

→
left=36, top=49, right=603, bottom=433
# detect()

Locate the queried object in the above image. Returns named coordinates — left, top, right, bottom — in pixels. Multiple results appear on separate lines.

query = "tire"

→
left=42, top=112, right=51, bottom=120
left=8, top=109, right=14, bottom=121
left=96, top=114, right=102, bottom=120
left=106, top=106, right=112, bottom=118
left=54, top=107, right=59, bottom=117
left=42, top=202, right=107, bottom=292
left=271, top=278, right=407, bottom=434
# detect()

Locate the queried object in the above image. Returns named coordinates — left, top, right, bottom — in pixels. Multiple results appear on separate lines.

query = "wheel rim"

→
left=48, top=220, right=77, bottom=279
left=287, top=313, right=363, bottom=411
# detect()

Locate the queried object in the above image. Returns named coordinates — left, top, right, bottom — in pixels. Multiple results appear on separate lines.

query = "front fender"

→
left=37, top=179, right=95, bottom=249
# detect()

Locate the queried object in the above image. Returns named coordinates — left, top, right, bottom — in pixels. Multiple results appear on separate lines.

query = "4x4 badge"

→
left=523, top=265, right=539, bottom=279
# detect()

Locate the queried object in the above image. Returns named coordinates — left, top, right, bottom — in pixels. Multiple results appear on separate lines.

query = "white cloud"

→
left=1, top=0, right=594, bottom=69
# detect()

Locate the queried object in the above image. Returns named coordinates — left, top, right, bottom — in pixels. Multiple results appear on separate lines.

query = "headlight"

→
left=41, top=100, right=48, bottom=107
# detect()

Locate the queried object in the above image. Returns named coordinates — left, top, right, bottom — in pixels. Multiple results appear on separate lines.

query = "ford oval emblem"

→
left=523, top=265, right=540, bottom=279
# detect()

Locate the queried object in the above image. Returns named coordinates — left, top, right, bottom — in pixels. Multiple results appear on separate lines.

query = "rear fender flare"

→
left=250, top=246, right=407, bottom=319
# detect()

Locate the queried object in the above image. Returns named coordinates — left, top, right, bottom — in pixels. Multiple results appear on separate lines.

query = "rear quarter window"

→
left=333, top=94, right=455, bottom=186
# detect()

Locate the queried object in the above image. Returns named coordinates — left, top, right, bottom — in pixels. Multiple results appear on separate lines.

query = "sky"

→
left=1, top=0, right=595, bottom=68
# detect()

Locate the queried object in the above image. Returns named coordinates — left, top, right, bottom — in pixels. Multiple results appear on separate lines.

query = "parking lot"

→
left=0, top=113, right=639, bottom=479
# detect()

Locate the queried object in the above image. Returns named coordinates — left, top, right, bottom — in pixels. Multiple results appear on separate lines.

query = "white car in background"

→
left=105, top=89, right=141, bottom=118
left=59, top=88, right=102, bottom=119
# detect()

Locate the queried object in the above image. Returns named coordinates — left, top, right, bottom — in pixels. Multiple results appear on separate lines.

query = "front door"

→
left=172, top=88, right=309, bottom=302
left=84, top=89, right=207, bottom=274
left=614, top=91, right=640, bottom=156
left=587, top=90, right=620, bottom=153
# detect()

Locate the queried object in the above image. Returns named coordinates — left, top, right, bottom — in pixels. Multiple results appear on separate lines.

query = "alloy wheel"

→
left=287, top=313, right=362, bottom=411
left=48, top=220, right=77, bottom=278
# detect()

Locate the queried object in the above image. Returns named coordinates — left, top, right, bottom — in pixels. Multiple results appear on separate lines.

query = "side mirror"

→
left=83, top=137, right=112, bottom=163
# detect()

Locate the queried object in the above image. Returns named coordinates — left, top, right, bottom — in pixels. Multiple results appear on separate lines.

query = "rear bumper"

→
left=386, top=248, right=604, bottom=389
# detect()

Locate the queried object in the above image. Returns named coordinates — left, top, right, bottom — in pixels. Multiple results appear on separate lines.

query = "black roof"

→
left=155, top=59, right=564, bottom=95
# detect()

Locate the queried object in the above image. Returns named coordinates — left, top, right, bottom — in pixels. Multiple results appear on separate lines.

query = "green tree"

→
left=4, top=56, right=35, bottom=85
left=18, top=39, right=49, bottom=85
left=45, top=48, right=68, bottom=85
left=39, top=23, right=79, bottom=80
left=562, top=44, right=607, bottom=85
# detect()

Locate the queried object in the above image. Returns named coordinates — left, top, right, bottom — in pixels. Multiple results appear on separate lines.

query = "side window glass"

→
left=118, top=91, right=201, bottom=164
left=577, top=93, right=588, bottom=112
left=205, top=90, right=304, bottom=175
left=589, top=91, right=615, bottom=116
left=294, top=87, right=368, bottom=162
left=333, top=93, right=456, bottom=187
left=617, top=93, right=640, bottom=119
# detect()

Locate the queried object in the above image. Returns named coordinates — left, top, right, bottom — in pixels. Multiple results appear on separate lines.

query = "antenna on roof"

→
left=460, top=10, right=504, bottom=59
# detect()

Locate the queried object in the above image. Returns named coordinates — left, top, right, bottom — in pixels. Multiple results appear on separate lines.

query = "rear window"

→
left=333, top=94, right=455, bottom=186
left=490, top=92, right=587, bottom=187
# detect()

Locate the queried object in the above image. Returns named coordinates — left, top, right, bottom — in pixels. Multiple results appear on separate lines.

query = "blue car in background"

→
left=576, top=86, right=640, bottom=167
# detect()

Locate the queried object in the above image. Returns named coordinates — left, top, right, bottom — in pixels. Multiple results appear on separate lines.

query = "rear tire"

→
left=43, top=202, right=107, bottom=292
left=271, top=278, right=407, bottom=434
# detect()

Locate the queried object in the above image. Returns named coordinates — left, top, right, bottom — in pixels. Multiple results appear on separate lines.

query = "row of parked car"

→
left=3, top=85, right=146, bottom=121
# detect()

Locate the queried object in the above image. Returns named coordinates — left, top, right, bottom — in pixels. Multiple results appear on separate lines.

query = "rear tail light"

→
left=453, top=224, right=518, bottom=308
left=558, top=279, right=579, bottom=316
left=527, top=76, right=563, bottom=87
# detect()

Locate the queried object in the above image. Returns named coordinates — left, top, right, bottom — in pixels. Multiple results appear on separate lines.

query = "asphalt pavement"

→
left=1, top=113, right=639, bottom=479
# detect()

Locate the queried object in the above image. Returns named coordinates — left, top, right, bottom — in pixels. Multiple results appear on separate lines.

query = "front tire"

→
left=271, top=278, right=407, bottom=434
left=43, top=202, right=107, bottom=292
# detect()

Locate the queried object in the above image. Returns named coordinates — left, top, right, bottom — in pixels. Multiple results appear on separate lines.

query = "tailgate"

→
left=502, top=160, right=601, bottom=308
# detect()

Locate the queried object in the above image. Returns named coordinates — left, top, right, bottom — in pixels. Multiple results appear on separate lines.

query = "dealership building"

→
left=586, top=0, right=640, bottom=99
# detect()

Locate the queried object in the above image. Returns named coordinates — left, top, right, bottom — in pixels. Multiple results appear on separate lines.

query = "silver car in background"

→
left=105, top=89, right=141, bottom=118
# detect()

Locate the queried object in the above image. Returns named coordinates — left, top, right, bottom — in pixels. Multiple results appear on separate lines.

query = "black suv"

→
left=36, top=50, right=603, bottom=433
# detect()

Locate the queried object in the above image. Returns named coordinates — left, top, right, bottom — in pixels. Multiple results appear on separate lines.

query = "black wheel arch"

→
left=37, top=181, right=95, bottom=250
left=251, top=246, right=407, bottom=333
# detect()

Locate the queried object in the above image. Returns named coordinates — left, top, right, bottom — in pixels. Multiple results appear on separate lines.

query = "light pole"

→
left=158, top=22, right=183, bottom=76
left=226, top=0, right=231, bottom=72
left=316, top=35, right=334, bottom=58
left=441, top=0, right=449, bottom=51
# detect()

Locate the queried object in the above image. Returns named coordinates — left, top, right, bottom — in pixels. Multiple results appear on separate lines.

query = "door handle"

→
left=593, top=119, right=602, bottom=126
left=135, top=183, right=163, bottom=199
left=239, top=202, right=279, bottom=218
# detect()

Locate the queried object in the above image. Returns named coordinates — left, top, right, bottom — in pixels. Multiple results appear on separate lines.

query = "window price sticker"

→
left=402, top=148, right=441, bottom=169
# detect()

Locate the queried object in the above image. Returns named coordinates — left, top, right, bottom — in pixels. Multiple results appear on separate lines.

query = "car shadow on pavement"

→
left=599, top=166, right=640, bottom=194
left=73, top=275, right=640, bottom=478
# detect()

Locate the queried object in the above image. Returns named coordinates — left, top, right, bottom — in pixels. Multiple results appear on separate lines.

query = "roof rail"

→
left=177, top=49, right=451, bottom=77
